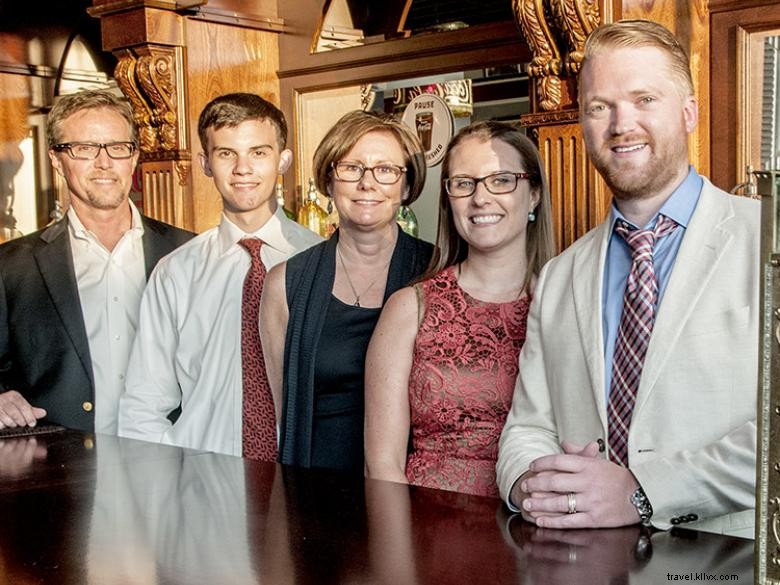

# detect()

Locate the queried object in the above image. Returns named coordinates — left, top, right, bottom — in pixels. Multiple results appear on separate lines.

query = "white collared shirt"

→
left=118, top=207, right=322, bottom=456
left=68, top=202, right=146, bottom=435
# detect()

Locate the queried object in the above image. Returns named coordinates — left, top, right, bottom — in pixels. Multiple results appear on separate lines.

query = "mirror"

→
left=294, top=67, right=530, bottom=243
left=737, top=32, right=780, bottom=185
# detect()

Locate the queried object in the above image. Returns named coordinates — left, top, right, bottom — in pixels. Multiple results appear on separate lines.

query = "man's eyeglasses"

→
left=444, top=171, right=531, bottom=198
left=331, top=161, right=406, bottom=185
left=52, top=142, right=137, bottom=160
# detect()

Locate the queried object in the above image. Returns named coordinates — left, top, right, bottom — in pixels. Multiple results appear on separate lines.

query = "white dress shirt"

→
left=68, top=203, right=146, bottom=435
left=118, top=207, right=322, bottom=456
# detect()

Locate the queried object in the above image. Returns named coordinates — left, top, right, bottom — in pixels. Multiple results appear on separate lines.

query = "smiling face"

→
left=199, top=118, right=291, bottom=231
left=446, top=136, right=540, bottom=255
left=328, top=130, right=409, bottom=233
left=48, top=107, right=139, bottom=213
left=580, top=45, right=698, bottom=204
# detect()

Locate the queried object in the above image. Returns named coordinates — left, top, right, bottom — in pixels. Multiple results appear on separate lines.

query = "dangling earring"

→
left=327, top=198, right=334, bottom=214
left=400, top=205, right=410, bottom=219
left=528, top=210, right=537, bottom=223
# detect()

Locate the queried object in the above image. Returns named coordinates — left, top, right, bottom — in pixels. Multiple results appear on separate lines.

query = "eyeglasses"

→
left=444, top=171, right=531, bottom=198
left=52, top=142, right=137, bottom=160
left=331, top=161, right=406, bottom=185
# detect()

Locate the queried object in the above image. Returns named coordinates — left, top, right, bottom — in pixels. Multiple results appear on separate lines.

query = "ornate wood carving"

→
left=512, top=0, right=600, bottom=111
left=513, top=0, right=562, bottom=111
left=114, top=45, right=187, bottom=156
left=115, top=51, right=157, bottom=153
left=549, top=0, right=600, bottom=75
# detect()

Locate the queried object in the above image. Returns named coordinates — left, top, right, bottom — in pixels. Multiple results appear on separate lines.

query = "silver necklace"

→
left=336, top=245, right=391, bottom=307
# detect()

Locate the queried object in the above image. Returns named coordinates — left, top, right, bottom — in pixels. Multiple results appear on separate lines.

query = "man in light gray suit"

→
left=497, top=19, right=758, bottom=537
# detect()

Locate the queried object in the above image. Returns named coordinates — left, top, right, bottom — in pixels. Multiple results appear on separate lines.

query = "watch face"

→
left=631, top=488, right=653, bottom=521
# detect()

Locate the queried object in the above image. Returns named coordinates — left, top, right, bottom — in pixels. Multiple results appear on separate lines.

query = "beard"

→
left=81, top=174, right=129, bottom=210
left=589, top=133, right=689, bottom=202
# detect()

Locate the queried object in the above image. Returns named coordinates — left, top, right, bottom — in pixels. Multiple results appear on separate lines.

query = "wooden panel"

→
left=141, top=160, right=192, bottom=227
left=711, top=2, right=780, bottom=192
left=100, top=7, right=184, bottom=50
left=185, top=19, right=281, bottom=233
left=535, top=120, right=609, bottom=251
left=621, top=0, right=710, bottom=180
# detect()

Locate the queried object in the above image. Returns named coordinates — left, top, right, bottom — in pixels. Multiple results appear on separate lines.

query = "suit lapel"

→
left=635, top=183, right=733, bottom=411
left=35, top=220, right=94, bottom=387
left=141, top=217, right=165, bottom=279
left=571, top=221, right=612, bottom=426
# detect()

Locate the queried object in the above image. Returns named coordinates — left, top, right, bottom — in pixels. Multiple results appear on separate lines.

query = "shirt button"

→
left=113, top=296, right=119, bottom=302
left=597, top=438, right=605, bottom=452
left=119, top=373, right=125, bottom=380
left=114, top=335, right=121, bottom=341
left=82, top=401, right=93, bottom=412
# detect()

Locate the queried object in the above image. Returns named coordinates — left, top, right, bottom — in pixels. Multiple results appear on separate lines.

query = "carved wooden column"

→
left=89, top=1, right=196, bottom=230
left=513, top=0, right=609, bottom=251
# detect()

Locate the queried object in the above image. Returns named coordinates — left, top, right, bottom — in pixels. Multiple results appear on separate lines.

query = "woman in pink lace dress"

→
left=365, top=121, right=555, bottom=497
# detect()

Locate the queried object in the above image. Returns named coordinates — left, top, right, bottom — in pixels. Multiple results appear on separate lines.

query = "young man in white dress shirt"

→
left=0, top=90, right=192, bottom=433
left=119, top=93, right=322, bottom=456
left=496, top=20, right=759, bottom=537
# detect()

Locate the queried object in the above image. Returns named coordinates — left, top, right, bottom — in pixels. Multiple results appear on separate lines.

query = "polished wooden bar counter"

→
left=0, top=430, right=753, bottom=584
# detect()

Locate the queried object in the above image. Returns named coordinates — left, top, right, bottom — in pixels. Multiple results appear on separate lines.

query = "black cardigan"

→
left=279, top=227, right=433, bottom=467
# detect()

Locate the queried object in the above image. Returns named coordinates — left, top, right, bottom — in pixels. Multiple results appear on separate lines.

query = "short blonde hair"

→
left=582, top=19, right=694, bottom=98
left=47, top=90, right=137, bottom=147
left=312, top=110, right=426, bottom=205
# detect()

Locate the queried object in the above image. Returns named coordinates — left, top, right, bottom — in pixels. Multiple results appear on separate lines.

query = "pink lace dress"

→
left=405, top=266, right=530, bottom=497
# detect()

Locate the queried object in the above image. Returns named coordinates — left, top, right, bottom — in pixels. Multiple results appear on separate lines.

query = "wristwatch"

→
left=630, top=486, right=654, bottom=524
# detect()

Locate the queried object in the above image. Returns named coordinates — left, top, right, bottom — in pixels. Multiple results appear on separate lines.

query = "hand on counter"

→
left=0, top=390, right=46, bottom=429
left=518, top=440, right=642, bottom=529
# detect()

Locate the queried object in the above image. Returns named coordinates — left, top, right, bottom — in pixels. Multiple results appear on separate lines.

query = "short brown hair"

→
left=197, top=93, right=287, bottom=152
left=47, top=89, right=137, bottom=147
left=582, top=19, right=694, bottom=98
left=312, top=110, right=426, bottom=205
left=420, top=120, right=555, bottom=291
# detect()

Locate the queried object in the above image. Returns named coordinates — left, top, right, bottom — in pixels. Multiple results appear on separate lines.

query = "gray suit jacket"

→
left=497, top=180, right=759, bottom=536
left=0, top=214, right=193, bottom=432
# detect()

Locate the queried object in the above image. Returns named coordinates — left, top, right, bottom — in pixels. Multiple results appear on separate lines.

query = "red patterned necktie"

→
left=607, top=215, right=678, bottom=467
left=238, top=238, right=278, bottom=462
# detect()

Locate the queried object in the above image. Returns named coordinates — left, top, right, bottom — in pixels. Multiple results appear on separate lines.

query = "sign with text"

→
left=401, top=93, right=454, bottom=168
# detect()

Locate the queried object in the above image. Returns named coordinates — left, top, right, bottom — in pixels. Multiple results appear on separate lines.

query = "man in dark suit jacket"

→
left=0, top=89, right=192, bottom=433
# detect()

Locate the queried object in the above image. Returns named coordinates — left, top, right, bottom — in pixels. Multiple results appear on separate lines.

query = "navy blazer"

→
left=0, top=214, right=193, bottom=431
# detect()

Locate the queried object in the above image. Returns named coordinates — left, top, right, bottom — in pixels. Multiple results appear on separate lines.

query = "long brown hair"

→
left=419, top=120, right=555, bottom=292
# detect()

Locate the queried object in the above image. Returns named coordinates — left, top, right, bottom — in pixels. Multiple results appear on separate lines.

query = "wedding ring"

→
left=567, top=492, right=577, bottom=515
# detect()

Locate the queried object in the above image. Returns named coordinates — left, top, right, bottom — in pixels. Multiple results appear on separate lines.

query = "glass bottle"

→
left=297, top=178, right=329, bottom=238
left=275, top=183, right=296, bottom=220
left=396, top=205, right=419, bottom=238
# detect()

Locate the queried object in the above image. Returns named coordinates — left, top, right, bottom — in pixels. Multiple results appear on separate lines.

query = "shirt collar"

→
left=609, top=166, right=703, bottom=231
left=67, top=200, right=144, bottom=241
left=216, top=206, right=298, bottom=256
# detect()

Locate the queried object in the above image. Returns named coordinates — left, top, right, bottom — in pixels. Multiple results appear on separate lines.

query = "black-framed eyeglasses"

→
left=52, top=142, right=137, bottom=160
left=444, top=171, right=531, bottom=198
left=331, top=161, right=406, bottom=185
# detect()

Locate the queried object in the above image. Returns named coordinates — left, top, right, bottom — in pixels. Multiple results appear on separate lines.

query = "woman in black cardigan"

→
left=260, top=111, right=433, bottom=471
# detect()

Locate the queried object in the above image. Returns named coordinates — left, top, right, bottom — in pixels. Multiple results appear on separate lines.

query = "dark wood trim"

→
left=710, top=1, right=780, bottom=191
left=708, top=0, right=777, bottom=14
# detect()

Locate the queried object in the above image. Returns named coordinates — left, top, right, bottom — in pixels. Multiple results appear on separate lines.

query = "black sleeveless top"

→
left=280, top=227, right=434, bottom=469
left=310, top=297, right=381, bottom=471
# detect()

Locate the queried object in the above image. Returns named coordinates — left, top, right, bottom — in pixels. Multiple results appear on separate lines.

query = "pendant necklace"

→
left=337, top=245, right=391, bottom=308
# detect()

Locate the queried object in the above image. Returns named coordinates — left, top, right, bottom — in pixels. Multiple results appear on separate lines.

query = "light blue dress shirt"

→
left=602, top=167, right=703, bottom=400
